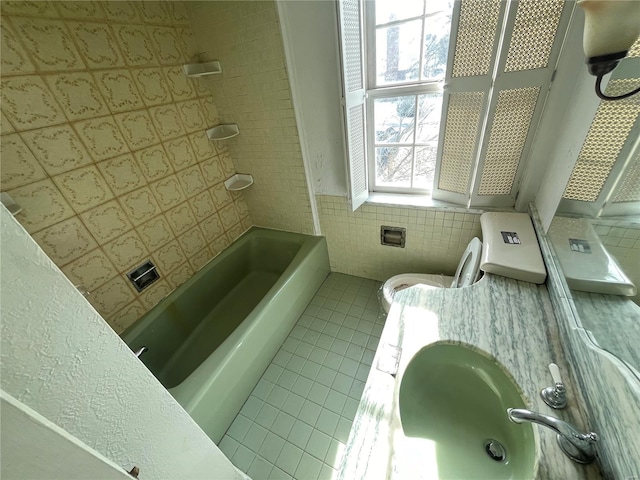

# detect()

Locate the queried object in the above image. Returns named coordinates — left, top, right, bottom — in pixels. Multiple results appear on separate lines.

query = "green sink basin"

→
left=398, top=344, right=536, bottom=479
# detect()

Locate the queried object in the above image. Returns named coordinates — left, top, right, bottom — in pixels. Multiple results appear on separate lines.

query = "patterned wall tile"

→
left=166, top=262, right=194, bottom=289
left=149, top=174, right=186, bottom=211
left=188, top=131, right=216, bottom=161
left=0, top=1, right=59, bottom=17
left=200, top=212, right=224, bottom=241
left=210, top=182, right=233, bottom=208
left=131, top=67, right=171, bottom=107
left=136, top=214, right=174, bottom=251
left=1, top=18, right=36, bottom=76
left=137, top=2, right=172, bottom=25
left=20, top=125, right=93, bottom=176
left=149, top=104, right=185, bottom=140
left=214, top=145, right=236, bottom=176
left=152, top=240, right=187, bottom=274
left=73, top=115, right=128, bottom=161
left=226, top=222, right=246, bottom=243
left=90, top=275, right=137, bottom=318
left=178, top=225, right=207, bottom=258
left=210, top=233, right=231, bottom=255
left=97, top=153, right=146, bottom=195
left=163, top=136, right=197, bottom=171
left=45, top=72, right=110, bottom=121
left=176, top=100, right=206, bottom=134
left=103, top=230, right=149, bottom=272
left=8, top=179, right=75, bottom=233
left=176, top=28, right=198, bottom=62
left=219, top=203, right=240, bottom=229
left=119, top=187, right=162, bottom=226
left=176, top=165, right=206, bottom=199
left=32, top=216, right=98, bottom=266
left=235, top=197, right=250, bottom=219
left=112, top=24, right=157, bottom=66
left=69, top=21, right=124, bottom=69
left=113, top=110, right=160, bottom=150
left=53, top=165, right=115, bottom=213
left=80, top=199, right=133, bottom=243
left=94, top=70, right=144, bottom=114
left=189, top=246, right=214, bottom=271
left=138, top=279, right=172, bottom=310
left=163, top=66, right=196, bottom=102
left=1, top=76, right=65, bottom=130
left=10, top=17, right=85, bottom=72
left=200, top=156, right=225, bottom=186
left=108, top=299, right=146, bottom=334
left=148, top=27, right=184, bottom=65
left=1, top=112, right=16, bottom=135
left=101, top=2, right=142, bottom=25
left=55, top=2, right=106, bottom=21
left=61, top=248, right=119, bottom=291
left=188, top=190, right=216, bottom=222
left=134, top=144, right=173, bottom=181
left=200, top=96, right=220, bottom=126
left=0, top=134, right=47, bottom=190
left=165, top=202, right=196, bottom=235
left=166, top=3, right=191, bottom=26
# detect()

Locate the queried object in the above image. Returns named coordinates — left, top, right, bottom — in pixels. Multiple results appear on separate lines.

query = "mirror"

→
left=547, top=213, right=640, bottom=376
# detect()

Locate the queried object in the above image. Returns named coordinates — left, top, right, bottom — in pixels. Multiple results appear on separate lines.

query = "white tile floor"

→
left=219, top=273, right=385, bottom=480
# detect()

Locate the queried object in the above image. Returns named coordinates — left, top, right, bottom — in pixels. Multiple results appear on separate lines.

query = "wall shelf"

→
left=224, top=174, right=254, bottom=191
left=206, top=124, right=239, bottom=141
left=1, top=192, right=22, bottom=216
left=182, top=61, right=222, bottom=77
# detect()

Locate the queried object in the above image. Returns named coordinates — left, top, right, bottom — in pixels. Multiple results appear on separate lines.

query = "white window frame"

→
left=338, top=0, right=573, bottom=211
left=364, top=2, right=450, bottom=195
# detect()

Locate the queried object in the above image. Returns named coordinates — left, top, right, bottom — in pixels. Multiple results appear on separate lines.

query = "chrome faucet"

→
left=507, top=408, right=598, bottom=464
left=133, top=346, right=148, bottom=358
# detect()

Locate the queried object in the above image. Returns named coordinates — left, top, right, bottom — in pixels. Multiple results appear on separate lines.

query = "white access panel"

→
left=480, top=212, right=547, bottom=284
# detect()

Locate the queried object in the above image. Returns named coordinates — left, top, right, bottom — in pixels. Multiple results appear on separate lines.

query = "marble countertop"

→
left=338, top=274, right=603, bottom=480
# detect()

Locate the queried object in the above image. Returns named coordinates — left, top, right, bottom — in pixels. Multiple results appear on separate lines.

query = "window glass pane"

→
left=376, top=20, right=422, bottom=85
left=376, top=147, right=413, bottom=187
left=422, top=5, right=453, bottom=80
left=374, top=96, right=417, bottom=143
left=414, top=146, right=437, bottom=189
left=415, top=93, right=443, bottom=143
left=375, top=0, right=424, bottom=25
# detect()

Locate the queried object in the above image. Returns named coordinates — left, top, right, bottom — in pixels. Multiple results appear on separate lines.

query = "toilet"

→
left=381, top=237, right=483, bottom=313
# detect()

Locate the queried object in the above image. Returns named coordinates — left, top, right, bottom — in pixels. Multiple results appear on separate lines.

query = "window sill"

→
left=365, top=192, right=485, bottom=213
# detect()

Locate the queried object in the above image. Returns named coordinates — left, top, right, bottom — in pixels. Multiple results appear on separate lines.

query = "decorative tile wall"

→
left=0, top=1, right=252, bottom=333
left=317, top=196, right=483, bottom=281
left=186, top=1, right=315, bottom=235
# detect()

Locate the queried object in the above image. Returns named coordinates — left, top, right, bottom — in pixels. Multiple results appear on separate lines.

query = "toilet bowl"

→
left=381, top=237, right=483, bottom=313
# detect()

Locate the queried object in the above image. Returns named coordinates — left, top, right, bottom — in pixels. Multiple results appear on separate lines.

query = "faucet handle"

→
left=541, top=363, right=567, bottom=409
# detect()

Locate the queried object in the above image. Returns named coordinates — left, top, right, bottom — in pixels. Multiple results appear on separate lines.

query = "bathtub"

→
left=121, top=227, right=329, bottom=443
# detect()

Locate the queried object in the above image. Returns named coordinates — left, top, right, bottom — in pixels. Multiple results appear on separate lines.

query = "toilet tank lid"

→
left=480, top=212, right=547, bottom=284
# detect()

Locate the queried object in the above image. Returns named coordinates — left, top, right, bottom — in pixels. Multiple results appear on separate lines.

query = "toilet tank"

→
left=480, top=212, right=547, bottom=284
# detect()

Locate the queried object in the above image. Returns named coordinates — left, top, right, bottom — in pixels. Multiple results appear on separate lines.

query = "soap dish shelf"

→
left=207, top=124, right=239, bottom=141
left=224, top=174, right=253, bottom=191
left=183, top=61, right=222, bottom=77
left=0, top=192, right=22, bottom=216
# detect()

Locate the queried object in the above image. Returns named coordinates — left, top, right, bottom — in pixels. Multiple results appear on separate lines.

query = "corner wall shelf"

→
left=206, top=124, right=239, bottom=141
left=224, top=174, right=254, bottom=191
left=0, top=192, right=22, bottom=216
left=183, top=61, right=222, bottom=77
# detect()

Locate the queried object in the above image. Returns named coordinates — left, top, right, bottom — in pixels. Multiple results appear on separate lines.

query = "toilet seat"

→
left=381, top=237, right=483, bottom=313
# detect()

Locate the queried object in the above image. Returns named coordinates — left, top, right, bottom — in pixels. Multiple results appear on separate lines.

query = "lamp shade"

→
left=578, top=0, right=640, bottom=58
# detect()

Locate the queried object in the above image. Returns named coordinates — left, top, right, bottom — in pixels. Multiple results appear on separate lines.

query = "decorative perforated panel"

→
left=629, top=36, right=640, bottom=58
left=504, top=0, right=564, bottom=72
left=563, top=79, right=640, bottom=201
left=349, top=104, right=367, bottom=194
left=438, top=92, right=484, bottom=193
left=613, top=152, right=640, bottom=203
left=343, top=0, right=364, bottom=92
left=451, top=0, right=501, bottom=77
left=478, top=87, right=540, bottom=195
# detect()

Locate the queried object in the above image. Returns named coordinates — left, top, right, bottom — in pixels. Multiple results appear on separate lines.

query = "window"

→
left=338, top=0, right=571, bottom=211
left=367, top=0, right=453, bottom=194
